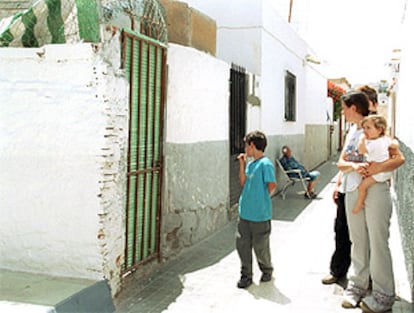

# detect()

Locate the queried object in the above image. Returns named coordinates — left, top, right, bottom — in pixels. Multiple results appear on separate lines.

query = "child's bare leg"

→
left=353, top=177, right=376, bottom=214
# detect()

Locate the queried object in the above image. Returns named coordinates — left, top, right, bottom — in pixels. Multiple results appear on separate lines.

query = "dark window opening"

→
left=284, top=71, right=296, bottom=121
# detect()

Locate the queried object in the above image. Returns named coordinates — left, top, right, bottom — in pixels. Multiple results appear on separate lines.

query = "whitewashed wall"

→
left=165, top=44, right=229, bottom=144
left=0, top=35, right=128, bottom=295
left=162, top=44, right=231, bottom=256
left=392, top=0, right=414, bottom=295
left=182, top=0, right=329, bottom=166
left=396, top=2, right=414, bottom=150
left=181, top=0, right=263, bottom=74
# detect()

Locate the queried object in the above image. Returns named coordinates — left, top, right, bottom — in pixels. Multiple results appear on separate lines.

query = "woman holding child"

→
left=337, top=90, right=405, bottom=313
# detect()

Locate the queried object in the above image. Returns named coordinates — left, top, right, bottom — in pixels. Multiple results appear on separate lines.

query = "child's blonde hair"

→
left=361, top=115, right=388, bottom=136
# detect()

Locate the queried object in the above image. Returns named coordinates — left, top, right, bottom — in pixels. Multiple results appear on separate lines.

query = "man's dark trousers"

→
left=329, top=192, right=351, bottom=278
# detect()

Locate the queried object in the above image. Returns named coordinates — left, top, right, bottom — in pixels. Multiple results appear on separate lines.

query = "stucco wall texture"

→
left=0, top=32, right=128, bottom=295
left=393, top=1, right=414, bottom=297
left=162, top=44, right=230, bottom=257
left=395, top=143, right=414, bottom=295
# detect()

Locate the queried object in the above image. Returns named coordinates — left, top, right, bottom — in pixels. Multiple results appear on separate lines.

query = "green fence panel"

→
left=123, top=30, right=165, bottom=271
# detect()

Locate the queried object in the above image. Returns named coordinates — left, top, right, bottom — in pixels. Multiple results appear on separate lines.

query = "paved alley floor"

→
left=114, top=158, right=413, bottom=313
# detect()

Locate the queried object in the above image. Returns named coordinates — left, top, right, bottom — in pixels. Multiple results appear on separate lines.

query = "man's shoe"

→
left=321, top=274, right=339, bottom=285
left=237, top=276, right=253, bottom=289
left=304, top=192, right=317, bottom=199
left=260, top=273, right=272, bottom=282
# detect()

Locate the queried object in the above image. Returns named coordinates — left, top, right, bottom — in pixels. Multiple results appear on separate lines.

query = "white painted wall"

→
left=260, top=28, right=304, bottom=135
left=260, top=1, right=327, bottom=136
left=0, top=45, right=102, bottom=278
left=0, top=40, right=128, bottom=294
left=182, top=0, right=263, bottom=75
left=161, top=44, right=231, bottom=255
left=182, top=0, right=263, bottom=28
left=182, top=0, right=328, bottom=141
left=396, top=2, right=414, bottom=149
left=391, top=1, right=414, bottom=294
left=165, top=44, right=229, bottom=144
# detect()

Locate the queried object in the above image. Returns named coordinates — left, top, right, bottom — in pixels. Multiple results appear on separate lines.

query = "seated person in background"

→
left=279, top=145, right=320, bottom=199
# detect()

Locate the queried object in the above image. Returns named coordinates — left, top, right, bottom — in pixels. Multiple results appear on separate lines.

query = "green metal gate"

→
left=121, top=29, right=167, bottom=273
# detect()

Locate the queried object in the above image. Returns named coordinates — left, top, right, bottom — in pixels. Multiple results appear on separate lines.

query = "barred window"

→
left=284, top=71, right=296, bottom=121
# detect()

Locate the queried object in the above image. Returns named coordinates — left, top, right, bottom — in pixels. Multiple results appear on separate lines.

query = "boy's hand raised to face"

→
left=237, top=153, right=246, bottom=163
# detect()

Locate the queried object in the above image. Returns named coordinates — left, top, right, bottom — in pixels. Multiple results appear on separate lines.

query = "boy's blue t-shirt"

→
left=238, top=157, right=276, bottom=222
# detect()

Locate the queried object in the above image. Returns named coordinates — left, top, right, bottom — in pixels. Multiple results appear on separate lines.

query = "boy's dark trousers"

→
left=329, top=192, right=351, bottom=278
left=236, top=219, right=273, bottom=279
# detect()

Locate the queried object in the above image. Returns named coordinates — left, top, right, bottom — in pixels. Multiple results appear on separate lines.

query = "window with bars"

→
left=229, top=65, right=247, bottom=155
left=284, top=71, right=296, bottom=121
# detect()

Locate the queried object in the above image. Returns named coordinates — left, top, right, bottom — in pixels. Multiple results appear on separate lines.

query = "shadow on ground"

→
left=248, top=279, right=291, bottom=305
left=114, top=157, right=340, bottom=313
left=114, top=220, right=237, bottom=313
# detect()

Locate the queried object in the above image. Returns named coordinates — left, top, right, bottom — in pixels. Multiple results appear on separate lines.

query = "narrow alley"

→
left=114, top=158, right=413, bottom=313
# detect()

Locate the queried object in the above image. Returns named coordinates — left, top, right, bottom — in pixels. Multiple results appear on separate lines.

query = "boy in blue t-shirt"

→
left=236, top=130, right=277, bottom=289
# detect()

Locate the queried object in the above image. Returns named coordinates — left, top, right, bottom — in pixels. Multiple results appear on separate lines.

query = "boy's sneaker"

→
left=237, top=276, right=253, bottom=289
left=260, top=273, right=272, bottom=282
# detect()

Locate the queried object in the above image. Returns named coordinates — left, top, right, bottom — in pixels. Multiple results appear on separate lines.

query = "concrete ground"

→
left=0, top=270, right=114, bottom=312
left=1, top=157, right=411, bottom=313
left=114, top=157, right=414, bottom=313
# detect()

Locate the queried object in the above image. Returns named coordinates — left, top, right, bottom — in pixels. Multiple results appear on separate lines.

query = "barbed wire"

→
left=102, top=0, right=168, bottom=43
left=0, top=0, right=168, bottom=48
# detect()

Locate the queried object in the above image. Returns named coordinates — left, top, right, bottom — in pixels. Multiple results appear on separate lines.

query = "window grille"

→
left=284, top=71, right=296, bottom=121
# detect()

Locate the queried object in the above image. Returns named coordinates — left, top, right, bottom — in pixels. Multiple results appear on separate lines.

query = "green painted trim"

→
left=0, top=29, right=14, bottom=47
left=123, top=28, right=168, bottom=48
left=45, top=0, right=65, bottom=44
left=0, top=13, right=23, bottom=47
left=21, top=8, right=39, bottom=47
left=75, top=0, right=100, bottom=43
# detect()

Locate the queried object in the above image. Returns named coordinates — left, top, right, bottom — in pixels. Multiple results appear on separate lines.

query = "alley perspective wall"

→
left=392, top=1, right=414, bottom=297
left=161, top=43, right=231, bottom=257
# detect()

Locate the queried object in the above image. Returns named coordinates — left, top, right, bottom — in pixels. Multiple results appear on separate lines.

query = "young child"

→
left=352, top=115, right=398, bottom=214
left=236, top=130, right=277, bottom=288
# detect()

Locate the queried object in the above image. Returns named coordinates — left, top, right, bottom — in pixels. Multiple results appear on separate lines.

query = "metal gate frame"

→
left=121, top=29, right=167, bottom=274
left=229, top=64, right=247, bottom=206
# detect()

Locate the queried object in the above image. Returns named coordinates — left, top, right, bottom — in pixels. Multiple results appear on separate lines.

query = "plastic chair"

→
left=275, top=159, right=311, bottom=199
